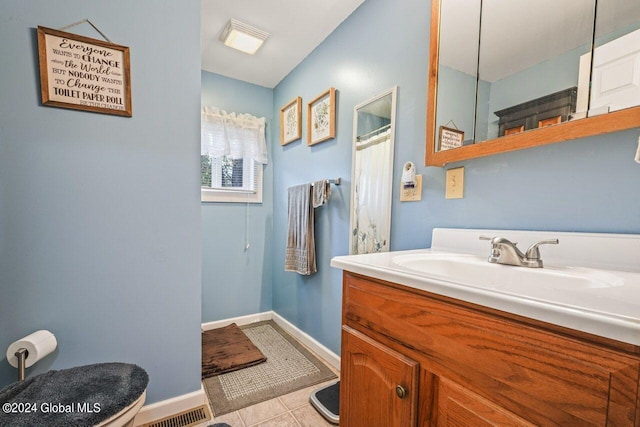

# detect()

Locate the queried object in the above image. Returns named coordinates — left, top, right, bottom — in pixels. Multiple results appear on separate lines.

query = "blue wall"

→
left=271, top=0, right=640, bottom=355
left=0, top=0, right=202, bottom=404
left=201, top=72, right=274, bottom=322
left=272, top=0, right=432, bottom=354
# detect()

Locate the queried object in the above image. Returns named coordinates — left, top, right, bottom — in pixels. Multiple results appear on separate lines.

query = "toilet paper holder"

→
left=6, top=330, right=57, bottom=381
left=15, top=348, right=28, bottom=381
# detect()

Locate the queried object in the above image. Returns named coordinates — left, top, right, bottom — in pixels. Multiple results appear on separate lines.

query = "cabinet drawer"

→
left=343, top=272, right=640, bottom=426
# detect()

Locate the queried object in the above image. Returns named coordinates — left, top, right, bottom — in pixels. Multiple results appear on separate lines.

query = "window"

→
left=201, top=107, right=267, bottom=203
left=200, top=155, right=262, bottom=203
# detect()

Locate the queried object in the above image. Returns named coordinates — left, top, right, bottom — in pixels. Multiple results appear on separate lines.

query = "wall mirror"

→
left=350, top=86, right=397, bottom=254
left=426, top=0, right=640, bottom=166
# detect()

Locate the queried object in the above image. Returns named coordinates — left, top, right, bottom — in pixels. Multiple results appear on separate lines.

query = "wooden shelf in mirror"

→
left=425, top=0, right=640, bottom=167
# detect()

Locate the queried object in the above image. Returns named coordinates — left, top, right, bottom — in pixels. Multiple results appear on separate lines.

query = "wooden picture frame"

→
left=37, top=26, right=132, bottom=117
left=280, top=96, right=302, bottom=145
left=438, top=126, right=464, bottom=151
left=307, top=87, right=336, bottom=146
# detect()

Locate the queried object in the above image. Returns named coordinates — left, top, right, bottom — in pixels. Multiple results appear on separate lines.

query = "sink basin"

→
left=391, top=253, right=625, bottom=293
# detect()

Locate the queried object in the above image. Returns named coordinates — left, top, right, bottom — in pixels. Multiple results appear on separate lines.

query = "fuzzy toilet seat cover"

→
left=0, top=362, right=148, bottom=427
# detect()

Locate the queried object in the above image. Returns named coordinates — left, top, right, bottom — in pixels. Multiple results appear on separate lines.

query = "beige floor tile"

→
left=278, top=385, right=315, bottom=410
left=291, top=404, right=334, bottom=427
left=280, top=379, right=339, bottom=410
left=251, top=412, right=299, bottom=427
left=313, top=380, right=340, bottom=394
left=238, top=398, right=288, bottom=427
left=211, top=409, right=245, bottom=426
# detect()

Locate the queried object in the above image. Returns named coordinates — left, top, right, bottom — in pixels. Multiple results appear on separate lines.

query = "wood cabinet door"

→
left=341, top=326, right=419, bottom=427
left=436, top=376, right=535, bottom=426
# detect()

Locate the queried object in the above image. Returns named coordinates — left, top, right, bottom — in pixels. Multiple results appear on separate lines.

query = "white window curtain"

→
left=201, top=106, right=268, bottom=164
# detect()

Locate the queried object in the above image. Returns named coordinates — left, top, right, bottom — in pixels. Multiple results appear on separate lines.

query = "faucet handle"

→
left=525, top=239, right=559, bottom=260
left=479, top=236, right=517, bottom=246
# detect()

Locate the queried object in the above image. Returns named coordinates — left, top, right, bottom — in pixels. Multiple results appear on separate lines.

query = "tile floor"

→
left=199, top=380, right=337, bottom=426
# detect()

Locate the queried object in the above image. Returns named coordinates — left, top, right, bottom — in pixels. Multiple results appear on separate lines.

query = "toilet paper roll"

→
left=6, top=330, right=57, bottom=368
left=401, top=161, right=416, bottom=186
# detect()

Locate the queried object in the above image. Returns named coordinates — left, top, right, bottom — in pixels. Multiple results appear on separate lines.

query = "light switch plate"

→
left=445, top=167, right=464, bottom=199
left=400, top=174, right=422, bottom=201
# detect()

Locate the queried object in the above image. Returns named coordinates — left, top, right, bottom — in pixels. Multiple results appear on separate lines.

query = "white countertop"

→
left=331, top=228, right=640, bottom=346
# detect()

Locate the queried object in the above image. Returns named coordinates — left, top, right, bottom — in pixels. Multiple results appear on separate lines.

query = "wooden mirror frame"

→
left=425, top=0, right=640, bottom=167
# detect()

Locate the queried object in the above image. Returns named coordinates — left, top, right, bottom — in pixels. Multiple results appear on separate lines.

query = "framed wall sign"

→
left=37, top=26, right=132, bottom=117
left=280, top=96, right=302, bottom=145
left=307, top=87, right=336, bottom=146
left=438, top=126, right=464, bottom=151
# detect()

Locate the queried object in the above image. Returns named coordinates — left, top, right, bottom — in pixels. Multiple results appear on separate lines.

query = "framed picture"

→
left=307, top=87, right=336, bottom=146
left=280, top=96, right=302, bottom=145
left=37, top=26, right=132, bottom=117
left=438, top=126, right=464, bottom=151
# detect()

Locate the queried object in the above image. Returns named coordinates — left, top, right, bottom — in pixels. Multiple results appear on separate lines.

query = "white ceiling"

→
left=201, top=0, right=366, bottom=88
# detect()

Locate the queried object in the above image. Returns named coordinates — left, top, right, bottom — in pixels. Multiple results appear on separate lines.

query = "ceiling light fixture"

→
left=219, top=19, right=269, bottom=55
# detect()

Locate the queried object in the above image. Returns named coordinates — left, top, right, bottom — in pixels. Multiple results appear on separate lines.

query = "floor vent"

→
left=140, top=404, right=211, bottom=427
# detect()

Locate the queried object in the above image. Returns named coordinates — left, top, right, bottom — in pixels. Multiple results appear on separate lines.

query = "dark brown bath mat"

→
left=202, top=323, right=267, bottom=379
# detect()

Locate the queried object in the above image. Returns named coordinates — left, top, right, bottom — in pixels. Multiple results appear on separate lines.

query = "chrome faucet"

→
left=479, top=236, right=558, bottom=268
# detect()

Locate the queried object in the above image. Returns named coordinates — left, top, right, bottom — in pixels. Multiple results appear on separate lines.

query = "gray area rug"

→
left=203, top=320, right=337, bottom=416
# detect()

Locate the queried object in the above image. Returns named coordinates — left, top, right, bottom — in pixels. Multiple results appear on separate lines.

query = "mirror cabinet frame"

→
left=425, top=0, right=640, bottom=167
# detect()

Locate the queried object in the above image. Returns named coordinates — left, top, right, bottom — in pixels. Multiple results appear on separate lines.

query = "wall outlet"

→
left=400, top=174, right=422, bottom=201
left=445, top=167, right=464, bottom=199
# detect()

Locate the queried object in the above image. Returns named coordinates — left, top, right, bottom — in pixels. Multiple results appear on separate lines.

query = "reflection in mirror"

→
left=590, top=0, right=640, bottom=114
left=435, top=0, right=481, bottom=151
left=426, top=0, right=640, bottom=167
left=476, top=0, right=595, bottom=141
left=350, top=87, right=397, bottom=254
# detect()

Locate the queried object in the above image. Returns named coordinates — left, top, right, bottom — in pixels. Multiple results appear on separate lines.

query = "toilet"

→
left=96, top=389, right=147, bottom=427
left=0, top=362, right=148, bottom=427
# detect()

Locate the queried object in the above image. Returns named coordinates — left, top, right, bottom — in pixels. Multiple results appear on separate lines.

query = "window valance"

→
left=201, top=106, right=268, bottom=164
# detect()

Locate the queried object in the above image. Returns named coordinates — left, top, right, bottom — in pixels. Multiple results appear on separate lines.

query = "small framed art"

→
left=438, top=126, right=464, bottom=151
left=307, top=87, right=336, bottom=146
left=280, top=96, right=302, bottom=145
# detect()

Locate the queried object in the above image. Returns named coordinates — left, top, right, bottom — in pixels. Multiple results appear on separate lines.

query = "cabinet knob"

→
left=395, top=385, right=407, bottom=399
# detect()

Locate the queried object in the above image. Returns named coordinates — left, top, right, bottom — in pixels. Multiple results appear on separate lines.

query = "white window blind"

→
left=201, top=107, right=267, bottom=202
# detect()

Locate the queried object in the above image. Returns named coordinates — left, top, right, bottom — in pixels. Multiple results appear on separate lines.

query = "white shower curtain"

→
left=352, top=129, right=392, bottom=254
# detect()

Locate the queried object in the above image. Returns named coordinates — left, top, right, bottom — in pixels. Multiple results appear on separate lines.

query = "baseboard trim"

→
left=201, top=311, right=273, bottom=331
left=133, top=385, right=206, bottom=426
left=271, top=312, right=341, bottom=372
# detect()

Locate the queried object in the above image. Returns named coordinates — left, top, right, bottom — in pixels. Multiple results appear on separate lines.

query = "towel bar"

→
left=315, top=178, right=340, bottom=186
